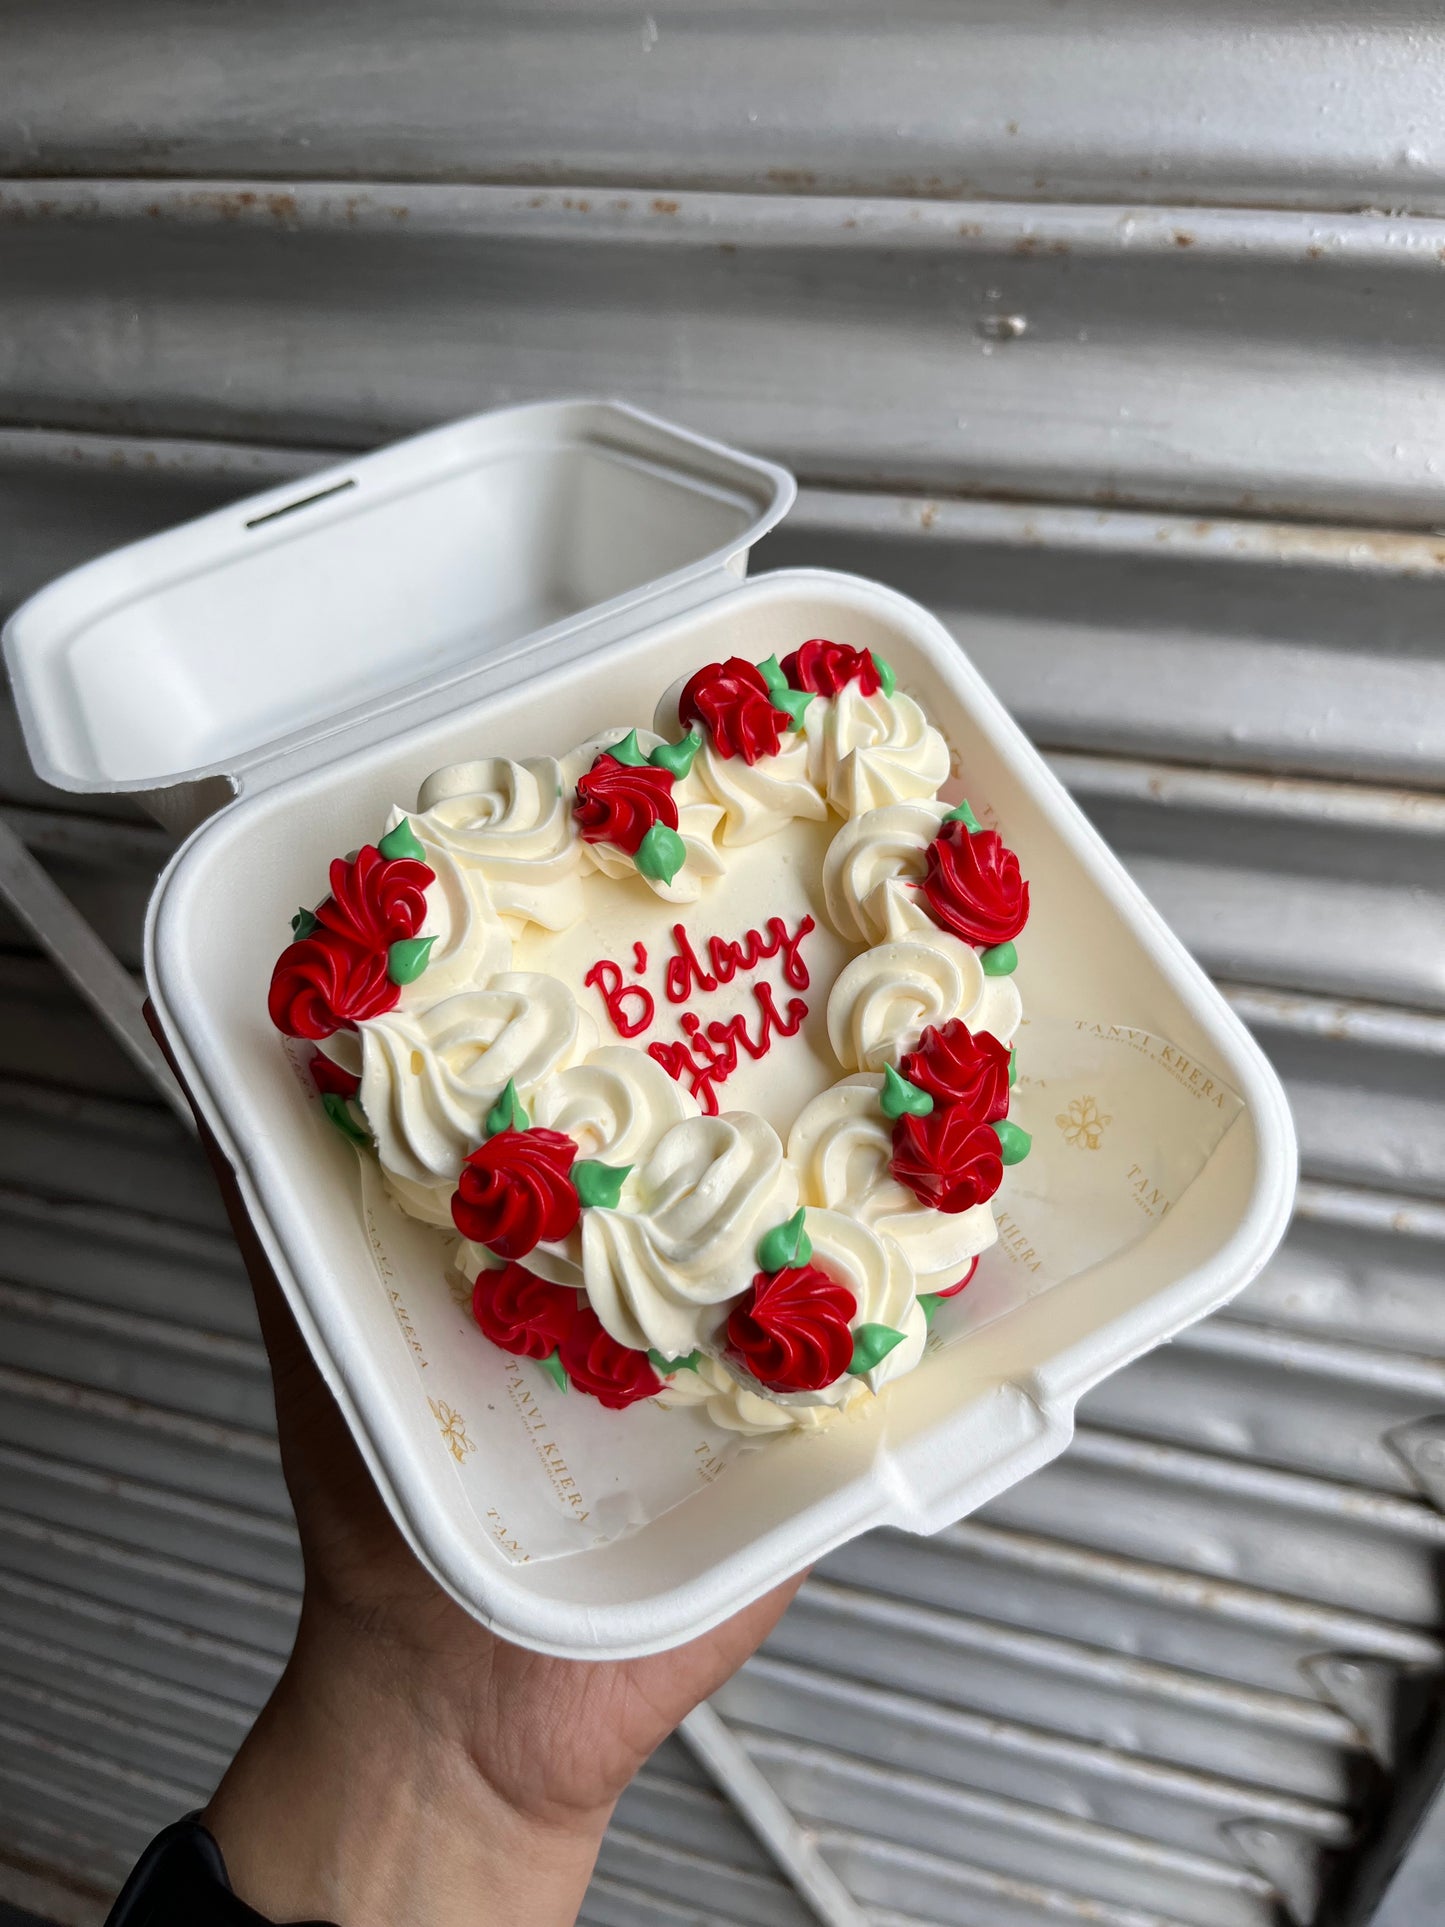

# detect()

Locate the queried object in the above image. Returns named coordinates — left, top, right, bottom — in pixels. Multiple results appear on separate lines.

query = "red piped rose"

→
left=451, top=1127, right=581, bottom=1259
left=573, top=753, right=679, bottom=855
left=268, top=932, right=399, bottom=1038
left=726, top=1262, right=858, bottom=1393
left=901, top=1021, right=1011, bottom=1124
left=315, top=844, right=434, bottom=949
left=559, top=1307, right=663, bottom=1409
left=308, top=1050, right=361, bottom=1098
left=780, top=638, right=881, bottom=699
left=678, top=657, right=785, bottom=764
left=921, top=821, right=1029, bottom=949
left=472, top=1261, right=580, bottom=1361
left=890, top=1106, right=1004, bottom=1214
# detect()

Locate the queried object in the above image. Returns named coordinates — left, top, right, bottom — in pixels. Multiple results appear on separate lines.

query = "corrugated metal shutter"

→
left=4, top=12, right=1445, bottom=1924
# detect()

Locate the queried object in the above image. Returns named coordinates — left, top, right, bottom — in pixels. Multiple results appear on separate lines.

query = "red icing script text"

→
left=586, top=915, right=815, bottom=1114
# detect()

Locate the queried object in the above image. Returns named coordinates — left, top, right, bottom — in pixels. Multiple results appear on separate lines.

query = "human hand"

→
left=151, top=1015, right=804, bottom=1926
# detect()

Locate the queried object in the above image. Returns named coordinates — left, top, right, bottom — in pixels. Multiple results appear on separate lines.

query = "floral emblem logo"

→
left=1056, top=1094, right=1112, bottom=1151
left=428, top=1397, right=476, bottom=1462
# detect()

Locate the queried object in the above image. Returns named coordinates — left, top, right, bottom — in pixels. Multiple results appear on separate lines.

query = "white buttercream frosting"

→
left=360, top=975, right=597, bottom=1193
left=826, top=931, right=986, bottom=1072
left=788, top=1076, right=998, bottom=1294
left=580, top=1112, right=797, bottom=1358
left=799, top=1208, right=927, bottom=1397
left=389, top=828, right=513, bottom=1003
left=655, top=1353, right=843, bottom=1436
left=822, top=801, right=948, bottom=944
left=530, top=1043, right=699, bottom=1166
left=876, top=885, right=1024, bottom=1046
left=691, top=736, right=827, bottom=846
left=414, top=756, right=585, bottom=930
left=805, top=686, right=951, bottom=816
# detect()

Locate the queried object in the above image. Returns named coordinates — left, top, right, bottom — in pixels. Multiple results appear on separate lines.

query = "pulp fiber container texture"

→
left=3, top=400, right=1296, bottom=1658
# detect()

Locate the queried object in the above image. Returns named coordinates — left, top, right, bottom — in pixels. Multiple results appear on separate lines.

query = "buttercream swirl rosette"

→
left=267, top=638, right=1033, bottom=1436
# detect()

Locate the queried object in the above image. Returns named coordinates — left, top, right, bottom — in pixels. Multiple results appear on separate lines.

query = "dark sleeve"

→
left=105, top=1817, right=337, bottom=1927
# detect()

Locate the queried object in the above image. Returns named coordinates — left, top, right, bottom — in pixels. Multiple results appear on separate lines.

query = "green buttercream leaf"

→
left=636, top=821, right=686, bottom=886
left=919, top=1292, right=943, bottom=1326
left=537, top=1350, right=568, bottom=1392
left=386, top=934, right=436, bottom=985
left=770, top=686, right=814, bottom=730
left=574, top=1159, right=632, bottom=1208
left=848, top=1323, right=906, bottom=1375
left=942, top=798, right=983, bottom=832
left=872, top=653, right=896, bottom=697
left=291, top=907, right=318, bottom=938
left=608, top=729, right=649, bottom=767
left=756, top=654, right=788, bottom=694
left=757, top=1207, right=812, bottom=1273
left=981, top=940, right=1018, bottom=977
left=321, top=1093, right=370, bottom=1146
left=1009, top=1046, right=1018, bottom=1087
left=648, top=728, right=702, bottom=781
left=485, top=1078, right=529, bottom=1137
left=880, top=1063, right=934, bottom=1120
left=648, top=1348, right=702, bottom=1375
left=378, top=817, right=426, bottom=862
left=992, top=1118, right=1032, bottom=1165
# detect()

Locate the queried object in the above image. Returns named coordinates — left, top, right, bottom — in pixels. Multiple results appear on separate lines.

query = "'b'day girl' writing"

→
left=584, top=915, right=815, bottom=1115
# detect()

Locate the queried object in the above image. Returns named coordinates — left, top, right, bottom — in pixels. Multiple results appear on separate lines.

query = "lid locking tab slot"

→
left=246, top=477, right=357, bottom=530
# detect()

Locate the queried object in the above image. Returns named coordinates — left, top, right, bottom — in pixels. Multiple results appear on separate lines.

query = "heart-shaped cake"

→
left=268, top=639, right=1033, bottom=1435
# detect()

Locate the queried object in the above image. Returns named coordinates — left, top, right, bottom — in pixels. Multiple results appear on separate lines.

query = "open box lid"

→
left=2, top=399, right=794, bottom=827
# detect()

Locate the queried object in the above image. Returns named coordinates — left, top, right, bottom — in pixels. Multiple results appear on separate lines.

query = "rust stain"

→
left=842, top=217, right=857, bottom=230
left=918, top=502, right=939, bottom=531
left=528, top=193, right=546, bottom=208
left=1013, top=235, right=1038, bottom=255
left=1306, top=244, right=1324, bottom=260
left=766, top=167, right=817, bottom=190
left=1049, top=239, right=1070, bottom=255
left=1191, top=519, right=1214, bottom=537
left=177, top=186, right=301, bottom=227
left=1173, top=228, right=1195, bottom=248
left=1006, top=120, right=1019, bottom=136
left=651, top=196, right=680, bottom=215
left=957, top=221, right=982, bottom=238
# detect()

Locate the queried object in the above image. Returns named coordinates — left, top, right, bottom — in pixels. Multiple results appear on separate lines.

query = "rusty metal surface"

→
left=5, top=2, right=1445, bottom=221
left=6, top=185, right=1445, bottom=525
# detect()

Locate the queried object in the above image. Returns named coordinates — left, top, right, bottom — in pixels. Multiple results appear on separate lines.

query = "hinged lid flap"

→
left=3, top=399, right=793, bottom=799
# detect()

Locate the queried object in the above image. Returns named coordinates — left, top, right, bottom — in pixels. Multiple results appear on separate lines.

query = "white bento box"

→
left=3, top=399, right=1296, bottom=1659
